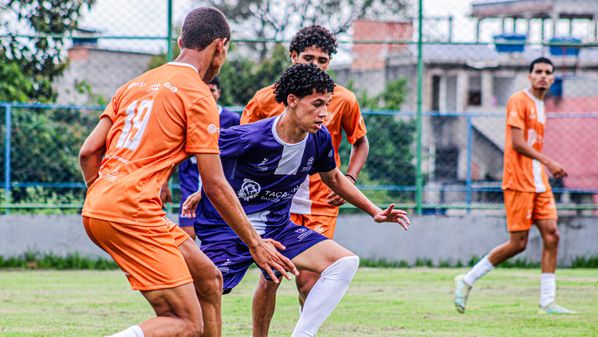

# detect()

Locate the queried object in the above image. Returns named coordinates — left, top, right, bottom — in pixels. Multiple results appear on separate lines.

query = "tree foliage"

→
left=341, top=78, right=416, bottom=199
left=0, top=0, right=94, bottom=102
left=203, top=0, right=409, bottom=59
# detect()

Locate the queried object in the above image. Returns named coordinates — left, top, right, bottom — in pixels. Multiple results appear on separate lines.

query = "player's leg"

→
left=177, top=236, right=223, bottom=337
left=251, top=213, right=312, bottom=336
left=290, top=240, right=358, bottom=337
left=83, top=217, right=203, bottom=337
left=252, top=274, right=282, bottom=337
left=293, top=214, right=337, bottom=308
left=135, top=283, right=204, bottom=337
left=533, top=192, right=573, bottom=314
left=454, top=190, right=532, bottom=313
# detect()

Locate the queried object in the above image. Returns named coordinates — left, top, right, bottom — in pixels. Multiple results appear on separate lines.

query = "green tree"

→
left=341, top=79, right=415, bottom=200
left=0, top=0, right=94, bottom=102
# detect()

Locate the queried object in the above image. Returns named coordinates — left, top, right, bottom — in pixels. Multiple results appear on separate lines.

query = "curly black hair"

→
left=274, top=63, right=335, bottom=106
left=289, top=25, right=338, bottom=56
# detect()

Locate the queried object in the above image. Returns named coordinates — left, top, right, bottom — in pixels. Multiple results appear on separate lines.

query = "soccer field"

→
left=0, top=268, right=596, bottom=337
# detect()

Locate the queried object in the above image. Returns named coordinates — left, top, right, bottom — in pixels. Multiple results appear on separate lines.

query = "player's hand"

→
left=326, top=191, right=346, bottom=206
left=546, top=160, right=567, bottom=179
left=160, top=184, right=172, bottom=204
left=181, top=191, right=202, bottom=218
left=373, top=204, right=410, bottom=230
left=249, top=238, right=299, bottom=284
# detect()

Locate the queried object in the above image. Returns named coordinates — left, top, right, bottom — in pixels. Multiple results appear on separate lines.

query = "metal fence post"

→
left=4, top=104, right=11, bottom=214
left=415, top=0, right=424, bottom=215
left=166, top=0, right=174, bottom=214
left=466, top=116, right=473, bottom=213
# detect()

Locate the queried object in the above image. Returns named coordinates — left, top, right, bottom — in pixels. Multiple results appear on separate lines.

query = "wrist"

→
left=344, top=173, right=357, bottom=184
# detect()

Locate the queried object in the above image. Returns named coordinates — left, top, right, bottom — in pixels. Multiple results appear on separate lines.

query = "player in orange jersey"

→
left=79, top=7, right=297, bottom=337
left=454, top=57, right=574, bottom=315
left=242, top=25, right=369, bottom=337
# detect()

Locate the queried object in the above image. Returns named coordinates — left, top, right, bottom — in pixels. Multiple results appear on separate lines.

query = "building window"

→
left=468, top=76, right=482, bottom=106
left=434, top=147, right=459, bottom=180
left=432, top=75, right=441, bottom=111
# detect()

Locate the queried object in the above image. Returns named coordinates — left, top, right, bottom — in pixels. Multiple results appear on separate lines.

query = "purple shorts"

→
left=198, top=220, right=327, bottom=293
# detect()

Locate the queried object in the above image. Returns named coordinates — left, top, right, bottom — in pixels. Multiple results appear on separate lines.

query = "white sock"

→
left=540, top=273, right=556, bottom=307
left=464, top=255, right=494, bottom=286
left=291, top=255, right=359, bottom=337
left=107, top=325, right=144, bottom=337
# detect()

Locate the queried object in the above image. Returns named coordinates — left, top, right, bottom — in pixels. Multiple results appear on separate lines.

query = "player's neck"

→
left=276, top=111, right=308, bottom=144
left=528, top=87, right=546, bottom=100
left=174, top=49, right=210, bottom=79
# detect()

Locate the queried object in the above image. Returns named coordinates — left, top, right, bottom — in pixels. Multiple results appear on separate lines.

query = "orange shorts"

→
left=290, top=213, right=337, bottom=239
left=503, top=189, right=558, bottom=232
left=83, top=216, right=192, bottom=291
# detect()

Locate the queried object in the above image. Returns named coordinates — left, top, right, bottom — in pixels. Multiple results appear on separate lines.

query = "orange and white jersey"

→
left=502, top=89, right=550, bottom=193
left=241, top=83, right=367, bottom=216
left=82, top=62, right=220, bottom=225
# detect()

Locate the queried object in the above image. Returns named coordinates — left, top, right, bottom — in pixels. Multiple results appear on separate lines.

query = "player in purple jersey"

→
left=177, top=76, right=240, bottom=239
left=181, top=64, right=411, bottom=336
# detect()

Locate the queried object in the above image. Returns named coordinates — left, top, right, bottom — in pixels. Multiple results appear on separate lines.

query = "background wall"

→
left=1, top=214, right=595, bottom=266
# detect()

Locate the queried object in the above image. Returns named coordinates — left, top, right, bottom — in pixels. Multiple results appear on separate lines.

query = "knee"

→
left=510, top=238, right=528, bottom=254
left=196, top=265, right=223, bottom=299
left=296, top=274, right=317, bottom=297
left=544, top=228, right=560, bottom=249
left=184, top=319, right=204, bottom=337
left=256, top=275, right=280, bottom=294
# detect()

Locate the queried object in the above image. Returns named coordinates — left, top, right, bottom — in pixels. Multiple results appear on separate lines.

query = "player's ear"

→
left=287, top=94, right=298, bottom=108
left=177, top=37, right=183, bottom=49
left=290, top=51, right=298, bottom=63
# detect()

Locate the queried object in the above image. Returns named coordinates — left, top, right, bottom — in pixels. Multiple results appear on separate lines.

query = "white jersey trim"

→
left=272, top=115, right=309, bottom=175
left=290, top=176, right=312, bottom=214
left=167, top=62, right=199, bottom=73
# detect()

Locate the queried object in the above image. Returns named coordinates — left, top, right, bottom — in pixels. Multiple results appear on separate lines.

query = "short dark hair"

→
left=274, top=63, right=335, bottom=106
left=529, top=57, right=554, bottom=73
left=181, top=7, right=230, bottom=51
left=289, top=25, right=338, bottom=56
left=208, top=76, right=220, bottom=88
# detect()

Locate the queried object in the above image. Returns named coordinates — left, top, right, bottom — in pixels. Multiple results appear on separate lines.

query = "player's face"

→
left=291, top=46, right=331, bottom=71
left=293, top=91, right=332, bottom=133
left=205, top=38, right=230, bottom=82
left=528, top=62, right=554, bottom=92
left=208, top=84, right=221, bottom=102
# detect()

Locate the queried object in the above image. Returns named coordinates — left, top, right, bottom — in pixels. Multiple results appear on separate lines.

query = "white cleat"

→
left=538, top=302, right=575, bottom=315
left=454, top=274, right=472, bottom=313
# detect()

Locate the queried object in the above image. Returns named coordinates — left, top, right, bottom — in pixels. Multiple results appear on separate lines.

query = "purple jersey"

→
left=195, top=115, right=336, bottom=237
left=178, top=106, right=240, bottom=226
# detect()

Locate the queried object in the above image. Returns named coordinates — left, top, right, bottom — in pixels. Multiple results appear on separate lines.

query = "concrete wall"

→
left=1, top=215, right=596, bottom=266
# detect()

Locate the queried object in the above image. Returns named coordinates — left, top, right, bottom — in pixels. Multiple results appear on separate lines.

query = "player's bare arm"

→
left=327, top=135, right=369, bottom=206
left=510, top=127, right=567, bottom=179
left=195, top=153, right=300, bottom=282
left=320, top=167, right=410, bottom=230
left=79, top=116, right=113, bottom=187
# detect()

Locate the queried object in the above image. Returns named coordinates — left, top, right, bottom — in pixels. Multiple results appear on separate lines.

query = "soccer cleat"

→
left=538, top=302, right=575, bottom=315
left=454, top=274, right=472, bottom=313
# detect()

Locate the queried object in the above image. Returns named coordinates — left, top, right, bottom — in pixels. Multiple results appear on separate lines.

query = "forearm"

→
left=80, top=152, right=103, bottom=187
left=323, top=169, right=380, bottom=216
left=346, top=136, right=369, bottom=179
left=203, top=180, right=260, bottom=248
left=513, top=142, right=551, bottom=165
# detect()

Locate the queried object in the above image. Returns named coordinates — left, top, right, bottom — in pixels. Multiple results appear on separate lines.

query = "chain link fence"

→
left=1, top=0, right=597, bottom=214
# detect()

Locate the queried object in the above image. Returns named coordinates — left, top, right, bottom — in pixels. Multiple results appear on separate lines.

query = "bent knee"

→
left=196, top=266, right=223, bottom=298
left=184, top=319, right=204, bottom=337
left=544, top=230, right=560, bottom=248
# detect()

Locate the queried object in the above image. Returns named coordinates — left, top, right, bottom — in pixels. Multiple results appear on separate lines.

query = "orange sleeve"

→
left=100, top=84, right=126, bottom=122
left=185, top=95, right=220, bottom=154
left=341, top=96, right=367, bottom=144
left=241, top=94, right=263, bottom=125
left=506, top=96, right=526, bottom=130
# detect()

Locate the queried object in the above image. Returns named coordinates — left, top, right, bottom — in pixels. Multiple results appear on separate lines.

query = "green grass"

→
left=0, top=268, right=596, bottom=336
